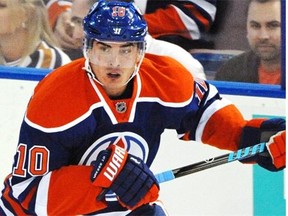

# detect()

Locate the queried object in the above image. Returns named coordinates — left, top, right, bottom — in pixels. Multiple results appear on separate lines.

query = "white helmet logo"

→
left=113, top=28, right=122, bottom=35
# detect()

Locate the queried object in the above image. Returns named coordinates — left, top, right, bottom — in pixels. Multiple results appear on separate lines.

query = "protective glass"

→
left=85, top=40, right=144, bottom=68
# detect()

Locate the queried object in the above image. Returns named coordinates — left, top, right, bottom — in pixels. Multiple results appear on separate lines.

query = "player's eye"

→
left=120, top=47, right=132, bottom=54
left=99, top=46, right=110, bottom=53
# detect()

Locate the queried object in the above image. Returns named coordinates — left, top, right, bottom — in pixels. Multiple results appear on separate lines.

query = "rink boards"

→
left=0, top=67, right=285, bottom=215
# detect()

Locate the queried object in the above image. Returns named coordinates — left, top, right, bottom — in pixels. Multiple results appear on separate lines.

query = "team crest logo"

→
left=79, top=132, right=149, bottom=166
left=115, top=101, right=127, bottom=113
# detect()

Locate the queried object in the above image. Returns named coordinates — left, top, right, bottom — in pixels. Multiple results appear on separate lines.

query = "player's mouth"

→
left=106, top=70, right=122, bottom=79
left=107, top=73, right=120, bottom=78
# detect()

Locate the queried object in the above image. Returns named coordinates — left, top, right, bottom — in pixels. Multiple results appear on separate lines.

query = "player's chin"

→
left=105, top=79, right=126, bottom=89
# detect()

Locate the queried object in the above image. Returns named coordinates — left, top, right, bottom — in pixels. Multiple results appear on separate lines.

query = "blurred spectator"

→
left=43, top=0, right=81, bottom=59
left=215, top=0, right=281, bottom=85
left=138, top=0, right=218, bottom=50
left=45, top=0, right=217, bottom=51
left=44, top=0, right=206, bottom=79
left=0, top=0, right=71, bottom=69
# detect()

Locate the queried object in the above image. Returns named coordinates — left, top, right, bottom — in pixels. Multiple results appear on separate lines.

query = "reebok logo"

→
left=104, top=145, right=126, bottom=181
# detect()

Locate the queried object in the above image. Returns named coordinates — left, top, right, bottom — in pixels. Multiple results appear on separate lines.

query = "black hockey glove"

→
left=239, top=118, right=285, bottom=171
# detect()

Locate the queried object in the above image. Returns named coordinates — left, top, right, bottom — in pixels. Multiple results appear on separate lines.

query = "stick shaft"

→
left=97, top=142, right=266, bottom=200
left=155, top=142, right=266, bottom=183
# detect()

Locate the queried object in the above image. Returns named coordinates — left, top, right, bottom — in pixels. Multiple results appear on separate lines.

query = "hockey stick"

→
left=155, top=142, right=266, bottom=183
left=97, top=142, right=266, bottom=200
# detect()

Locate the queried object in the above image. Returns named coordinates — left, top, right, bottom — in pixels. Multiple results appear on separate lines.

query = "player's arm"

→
left=37, top=145, right=159, bottom=214
left=37, top=165, right=107, bottom=214
left=179, top=78, right=285, bottom=171
left=200, top=100, right=285, bottom=171
left=19, top=145, right=158, bottom=214
left=3, top=130, right=157, bottom=214
left=179, top=78, right=245, bottom=151
left=1, top=162, right=107, bottom=215
left=144, top=0, right=217, bottom=39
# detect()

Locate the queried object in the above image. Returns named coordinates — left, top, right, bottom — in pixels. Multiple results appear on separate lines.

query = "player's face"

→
left=87, top=41, right=141, bottom=97
left=246, top=1, right=281, bottom=62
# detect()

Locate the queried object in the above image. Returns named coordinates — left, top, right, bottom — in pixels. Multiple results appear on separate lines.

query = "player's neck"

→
left=109, top=81, right=133, bottom=100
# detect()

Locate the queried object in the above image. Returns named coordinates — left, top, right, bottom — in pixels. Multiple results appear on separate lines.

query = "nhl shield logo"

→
left=115, top=101, right=127, bottom=113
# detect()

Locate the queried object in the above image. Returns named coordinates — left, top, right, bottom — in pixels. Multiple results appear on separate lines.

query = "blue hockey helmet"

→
left=83, top=0, right=147, bottom=46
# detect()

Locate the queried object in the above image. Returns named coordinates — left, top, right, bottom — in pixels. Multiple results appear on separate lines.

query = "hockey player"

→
left=0, top=0, right=285, bottom=215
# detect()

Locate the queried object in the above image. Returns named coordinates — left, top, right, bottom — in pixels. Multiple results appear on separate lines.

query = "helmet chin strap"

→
left=83, top=58, right=103, bottom=86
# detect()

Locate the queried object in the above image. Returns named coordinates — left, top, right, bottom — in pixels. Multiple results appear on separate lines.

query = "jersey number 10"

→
left=13, top=144, right=50, bottom=177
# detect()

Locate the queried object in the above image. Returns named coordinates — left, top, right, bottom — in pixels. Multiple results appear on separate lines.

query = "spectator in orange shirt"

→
left=215, top=0, right=281, bottom=85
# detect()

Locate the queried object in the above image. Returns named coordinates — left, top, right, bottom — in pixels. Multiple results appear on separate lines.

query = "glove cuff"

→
left=239, top=119, right=268, bottom=163
left=92, top=145, right=128, bottom=188
left=240, top=118, right=286, bottom=171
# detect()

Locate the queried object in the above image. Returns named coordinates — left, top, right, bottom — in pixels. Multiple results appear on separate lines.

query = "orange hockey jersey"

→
left=0, top=54, right=245, bottom=215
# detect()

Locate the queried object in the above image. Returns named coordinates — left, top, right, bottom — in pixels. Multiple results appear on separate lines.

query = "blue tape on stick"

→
left=155, top=170, right=175, bottom=183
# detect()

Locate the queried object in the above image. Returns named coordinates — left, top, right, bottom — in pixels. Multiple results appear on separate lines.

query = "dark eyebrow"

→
left=96, top=42, right=135, bottom=48
left=121, top=43, right=135, bottom=48
left=97, top=42, right=111, bottom=48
